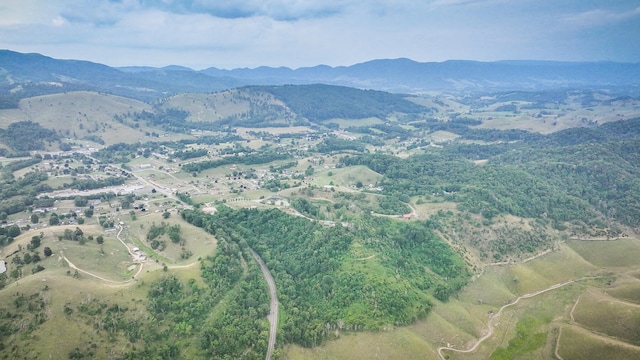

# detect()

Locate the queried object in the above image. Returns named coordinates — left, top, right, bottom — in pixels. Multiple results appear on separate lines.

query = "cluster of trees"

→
left=46, top=209, right=91, bottom=226
left=180, top=133, right=243, bottom=145
left=131, top=108, right=190, bottom=132
left=2, top=234, right=47, bottom=283
left=65, top=176, right=126, bottom=191
left=269, top=160, right=298, bottom=173
left=91, top=141, right=169, bottom=164
left=3, top=157, right=41, bottom=172
left=57, top=227, right=103, bottom=245
left=341, top=151, right=596, bottom=225
left=316, top=137, right=366, bottom=153
left=98, top=215, right=114, bottom=229
left=0, top=224, right=21, bottom=246
left=376, top=195, right=411, bottom=215
left=181, top=151, right=290, bottom=174
left=346, top=123, right=417, bottom=140
left=0, top=121, right=58, bottom=151
left=146, top=222, right=183, bottom=250
left=0, top=170, right=50, bottom=216
left=290, top=197, right=321, bottom=218
left=172, top=148, right=208, bottom=160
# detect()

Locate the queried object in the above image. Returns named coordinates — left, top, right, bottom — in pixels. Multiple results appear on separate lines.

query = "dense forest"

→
left=0, top=121, right=59, bottom=151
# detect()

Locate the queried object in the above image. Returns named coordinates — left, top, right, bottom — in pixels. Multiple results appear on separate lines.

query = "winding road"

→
left=250, top=249, right=279, bottom=360
left=437, top=276, right=599, bottom=360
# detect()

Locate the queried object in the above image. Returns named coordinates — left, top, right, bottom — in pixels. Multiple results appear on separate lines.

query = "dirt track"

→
left=437, top=276, right=599, bottom=360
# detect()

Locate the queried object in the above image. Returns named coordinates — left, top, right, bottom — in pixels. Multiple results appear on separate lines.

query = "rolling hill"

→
left=2, top=50, right=640, bottom=108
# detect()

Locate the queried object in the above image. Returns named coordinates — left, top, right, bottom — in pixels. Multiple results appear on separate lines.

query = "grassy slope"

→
left=7, top=91, right=154, bottom=145
left=283, top=237, right=640, bottom=360
left=158, top=90, right=251, bottom=122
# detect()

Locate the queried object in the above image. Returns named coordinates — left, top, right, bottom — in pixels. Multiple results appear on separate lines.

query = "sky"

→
left=1, top=0, right=639, bottom=70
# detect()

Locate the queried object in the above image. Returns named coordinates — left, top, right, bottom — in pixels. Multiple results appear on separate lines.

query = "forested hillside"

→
left=182, top=207, right=470, bottom=348
left=255, top=84, right=428, bottom=122
left=342, top=117, right=640, bottom=233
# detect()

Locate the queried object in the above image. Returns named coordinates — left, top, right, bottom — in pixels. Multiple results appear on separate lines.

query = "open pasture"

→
left=557, top=325, right=640, bottom=360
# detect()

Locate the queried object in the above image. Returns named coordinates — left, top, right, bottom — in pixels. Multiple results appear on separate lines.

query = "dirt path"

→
left=569, top=236, right=629, bottom=241
left=167, top=261, right=199, bottom=270
left=60, top=253, right=141, bottom=285
left=57, top=223, right=146, bottom=286
left=437, top=277, right=598, bottom=360
left=250, top=248, right=279, bottom=360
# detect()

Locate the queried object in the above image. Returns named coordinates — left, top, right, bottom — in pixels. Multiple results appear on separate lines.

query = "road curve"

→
left=250, top=249, right=279, bottom=360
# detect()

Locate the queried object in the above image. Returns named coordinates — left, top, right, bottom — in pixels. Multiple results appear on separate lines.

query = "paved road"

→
left=250, top=249, right=279, bottom=360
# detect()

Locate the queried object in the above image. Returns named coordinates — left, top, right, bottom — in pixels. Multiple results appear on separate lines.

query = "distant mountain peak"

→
left=2, top=50, right=640, bottom=100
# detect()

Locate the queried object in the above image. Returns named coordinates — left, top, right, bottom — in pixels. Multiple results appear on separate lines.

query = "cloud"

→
left=427, top=0, right=509, bottom=9
left=136, top=0, right=349, bottom=21
left=0, top=0, right=638, bottom=69
left=561, top=6, right=640, bottom=28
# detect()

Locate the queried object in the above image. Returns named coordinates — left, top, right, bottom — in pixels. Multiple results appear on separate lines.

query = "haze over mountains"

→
left=2, top=50, right=640, bottom=103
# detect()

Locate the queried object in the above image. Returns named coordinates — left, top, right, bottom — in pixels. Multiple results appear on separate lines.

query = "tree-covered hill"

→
left=182, top=207, right=470, bottom=348
left=252, top=84, right=429, bottom=122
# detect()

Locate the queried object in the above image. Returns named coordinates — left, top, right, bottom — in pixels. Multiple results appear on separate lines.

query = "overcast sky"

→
left=1, top=0, right=639, bottom=70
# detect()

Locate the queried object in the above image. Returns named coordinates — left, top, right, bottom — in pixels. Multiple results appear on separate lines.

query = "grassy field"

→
left=160, top=91, right=251, bottom=122
left=312, top=165, right=382, bottom=189
left=606, top=276, right=640, bottom=304
left=566, top=238, right=640, bottom=268
left=121, top=211, right=217, bottom=264
left=430, top=130, right=460, bottom=143
left=285, top=327, right=438, bottom=360
left=572, top=290, right=640, bottom=346
left=13, top=91, right=154, bottom=145
left=472, top=97, right=640, bottom=134
left=557, top=325, right=640, bottom=360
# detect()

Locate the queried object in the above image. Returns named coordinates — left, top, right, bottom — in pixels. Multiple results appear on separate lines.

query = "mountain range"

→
left=1, top=49, right=640, bottom=104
